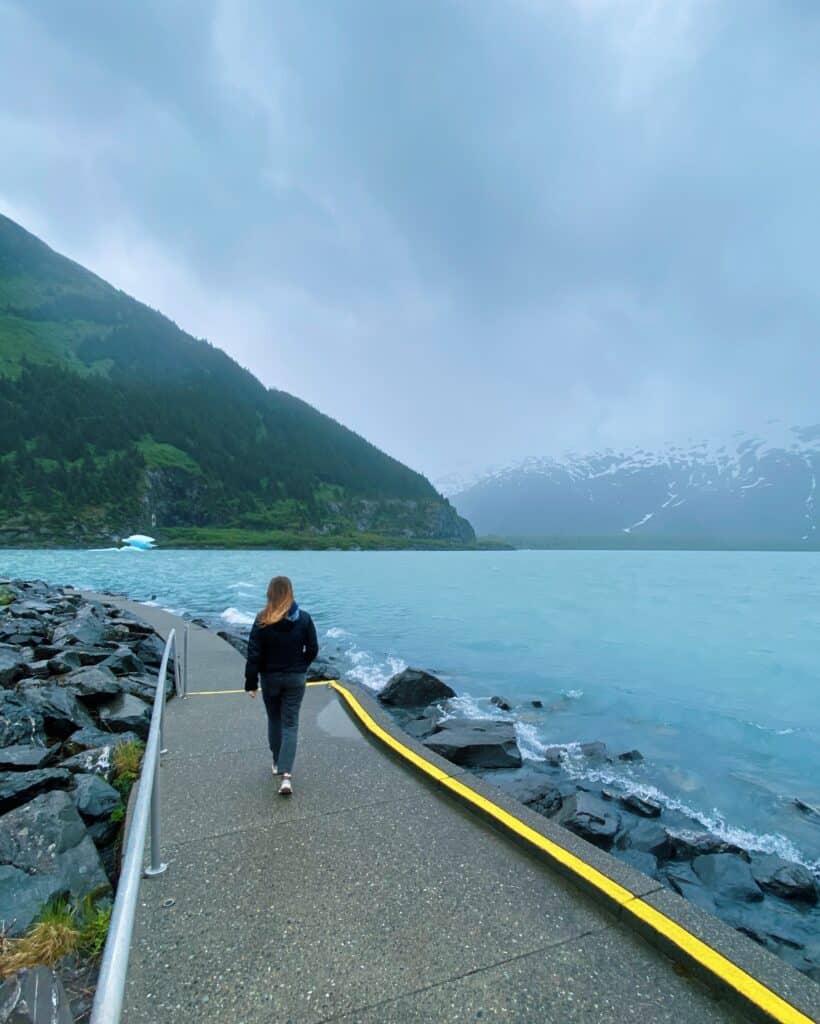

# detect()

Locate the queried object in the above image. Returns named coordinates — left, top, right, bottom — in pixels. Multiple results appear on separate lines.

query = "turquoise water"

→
left=3, top=548, right=819, bottom=872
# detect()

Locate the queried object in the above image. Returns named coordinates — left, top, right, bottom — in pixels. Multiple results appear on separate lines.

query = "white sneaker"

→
left=271, top=759, right=279, bottom=776
left=278, top=774, right=292, bottom=797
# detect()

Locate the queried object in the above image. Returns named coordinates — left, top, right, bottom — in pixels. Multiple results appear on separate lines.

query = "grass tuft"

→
left=0, top=899, right=80, bottom=975
left=112, top=739, right=144, bottom=800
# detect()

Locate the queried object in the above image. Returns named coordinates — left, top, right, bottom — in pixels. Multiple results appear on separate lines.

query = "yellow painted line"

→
left=186, top=680, right=332, bottom=696
left=329, top=679, right=815, bottom=1024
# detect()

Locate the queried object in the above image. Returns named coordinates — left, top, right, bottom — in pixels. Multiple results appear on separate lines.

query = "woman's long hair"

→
left=257, top=575, right=294, bottom=626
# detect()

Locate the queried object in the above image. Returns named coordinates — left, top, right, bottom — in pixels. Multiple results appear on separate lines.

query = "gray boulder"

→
left=667, top=831, right=747, bottom=860
left=24, top=660, right=53, bottom=679
left=17, top=683, right=94, bottom=739
left=60, top=666, right=119, bottom=703
left=557, top=792, right=621, bottom=848
left=379, top=668, right=456, bottom=708
left=64, top=726, right=138, bottom=756
left=620, top=792, right=662, bottom=818
left=618, top=819, right=673, bottom=858
left=618, top=749, right=644, bottom=762
left=664, top=861, right=717, bottom=913
left=51, top=604, right=105, bottom=647
left=619, top=849, right=659, bottom=876
left=402, top=716, right=439, bottom=739
left=504, top=776, right=563, bottom=817
left=217, top=630, right=248, bottom=657
left=46, top=650, right=84, bottom=675
left=0, top=966, right=73, bottom=1024
left=98, top=647, right=146, bottom=677
left=0, top=644, right=28, bottom=686
left=98, top=693, right=151, bottom=738
left=490, top=695, right=513, bottom=712
left=134, top=633, right=168, bottom=668
left=749, top=853, right=818, bottom=903
left=692, top=853, right=763, bottom=903
left=423, top=718, right=521, bottom=769
left=0, top=745, right=59, bottom=772
left=0, top=790, right=111, bottom=935
left=0, top=692, right=45, bottom=748
left=60, top=746, right=118, bottom=780
left=71, top=773, right=122, bottom=822
left=307, top=657, right=340, bottom=682
left=0, top=768, right=72, bottom=813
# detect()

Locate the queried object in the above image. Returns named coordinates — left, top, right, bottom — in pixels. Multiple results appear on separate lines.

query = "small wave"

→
left=562, top=689, right=584, bottom=700
left=326, top=627, right=348, bottom=639
left=346, top=650, right=406, bottom=692
left=438, top=693, right=508, bottom=722
left=220, top=607, right=255, bottom=627
left=227, top=581, right=255, bottom=591
left=745, top=720, right=796, bottom=736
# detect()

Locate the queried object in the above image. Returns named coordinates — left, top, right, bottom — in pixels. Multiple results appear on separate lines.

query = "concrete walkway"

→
left=107, top=601, right=750, bottom=1024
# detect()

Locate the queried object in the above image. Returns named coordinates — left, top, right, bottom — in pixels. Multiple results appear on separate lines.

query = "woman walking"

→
left=245, top=576, right=319, bottom=796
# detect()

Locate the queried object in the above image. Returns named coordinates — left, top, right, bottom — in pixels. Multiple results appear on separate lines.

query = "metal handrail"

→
left=90, top=627, right=180, bottom=1024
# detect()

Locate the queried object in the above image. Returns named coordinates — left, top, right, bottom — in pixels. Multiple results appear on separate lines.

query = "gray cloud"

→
left=2, top=0, right=819, bottom=479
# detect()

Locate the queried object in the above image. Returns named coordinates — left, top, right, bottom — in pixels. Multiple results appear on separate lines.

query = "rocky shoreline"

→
left=373, top=667, right=820, bottom=982
left=0, top=578, right=173, bottom=1022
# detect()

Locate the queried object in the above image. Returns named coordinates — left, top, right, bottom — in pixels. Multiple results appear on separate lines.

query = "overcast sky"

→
left=2, top=1, right=819, bottom=482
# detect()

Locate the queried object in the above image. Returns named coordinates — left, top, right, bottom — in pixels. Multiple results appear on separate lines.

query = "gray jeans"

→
left=260, top=672, right=307, bottom=774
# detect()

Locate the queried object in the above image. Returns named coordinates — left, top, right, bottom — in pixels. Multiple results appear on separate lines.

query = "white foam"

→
left=326, top=627, right=348, bottom=639
left=346, top=650, right=407, bottom=692
left=220, top=607, right=255, bottom=627
left=562, top=689, right=584, bottom=700
left=227, top=581, right=255, bottom=591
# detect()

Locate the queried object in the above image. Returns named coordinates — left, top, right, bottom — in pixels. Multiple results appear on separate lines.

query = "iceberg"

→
left=121, top=534, right=156, bottom=550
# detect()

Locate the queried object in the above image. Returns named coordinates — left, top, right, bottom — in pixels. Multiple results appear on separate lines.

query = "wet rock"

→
left=63, top=726, right=138, bottom=756
left=618, top=749, right=644, bottom=762
left=0, top=644, right=28, bottom=686
left=0, top=692, right=45, bottom=747
left=557, top=792, right=621, bottom=848
left=307, top=657, right=340, bottom=682
left=0, top=745, right=59, bottom=772
left=0, top=790, right=111, bottom=935
left=98, top=693, right=151, bottom=738
left=71, top=773, right=121, bottom=822
left=98, top=647, right=146, bottom=677
left=504, top=776, right=563, bottom=817
left=0, top=767, right=72, bottom=813
left=531, top=700, right=543, bottom=708
left=60, top=666, right=120, bottom=703
left=621, top=793, right=662, bottom=818
left=46, top=650, right=84, bottom=675
left=51, top=603, right=105, bottom=647
left=423, top=718, right=521, bottom=768
left=692, top=853, right=763, bottom=903
left=666, top=831, right=747, bottom=861
left=619, top=849, right=659, bottom=876
left=792, top=798, right=820, bottom=822
left=0, top=966, right=73, bottom=1024
left=749, top=853, right=818, bottom=903
left=378, top=668, right=456, bottom=707
left=17, top=682, right=94, bottom=739
left=618, top=819, right=674, bottom=858
left=490, top=695, right=513, bottom=712
left=664, top=862, right=717, bottom=913
left=402, top=716, right=439, bottom=739
left=218, top=630, right=248, bottom=657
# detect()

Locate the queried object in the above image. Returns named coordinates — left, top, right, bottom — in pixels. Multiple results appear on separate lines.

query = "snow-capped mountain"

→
left=448, top=426, right=820, bottom=546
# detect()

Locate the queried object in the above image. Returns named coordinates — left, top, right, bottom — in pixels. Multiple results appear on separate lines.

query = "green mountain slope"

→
left=0, top=214, right=474, bottom=548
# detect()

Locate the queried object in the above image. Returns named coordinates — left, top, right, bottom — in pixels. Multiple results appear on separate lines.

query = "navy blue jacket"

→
left=244, top=610, right=319, bottom=690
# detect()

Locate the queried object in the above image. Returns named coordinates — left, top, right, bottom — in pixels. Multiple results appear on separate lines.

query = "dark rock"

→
left=46, top=650, right=84, bottom=675
left=51, top=603, right=105, bottom=647
left=793, top=798, right=820, bottom=821
left=504, top=776, right=563, bottom=817
left=619, top=849, right=658, bottom=876
left=63, top=726, right=139, bottom=756
left=667, top=831, right=748, bottom=860
left=664, top=862, right=717, bottom=912
left=0, top=692, right=45, bottom=747
left=579, top=741, right=608, bottom=760
left=307, top=657, right=340, bottom=682
left=557, top=792, right=621, bottom=848
left=0, top=767, right=72, bottom=813
left=0, top=745, right=59, bottom=772
left=531, top=700, right=543, bottom=708
left=490, top=695, right=513, bottom=712
left=618, top=819, right=673, bottom=858
left=620, top=792, right=662, bottom=818
left=0, top=790, right=111, bottom=935
left=692, top=853, right=763, bottom=903
left=0, top=644, right=29, bottom=686
left=17, top=682, right=94, bottom=739
left=749, top=853, right=818, bottom=903
left=71, top=773, right=121, bottom=822
left=423, top=718, right=521, bottom=768
left=618, top=749, right=644, bottom=762
left=60, top=666, right=120, bottom=702
left=60, top=746, right=118, bottom=780
left=378, top=668, right=456, bottom=707
left=98, top=647, right=146, bottom=677
left=98, top=693, right=151, bottom=738
left=402, top=716, right=439, bottom=739
left=134, top=633, right=168, bottom=668
left=119, top=673, right=167, bottom=703
left=24, top=660, right=53, bottom=679
left=190, top=617, right=209, bottom=628
left=0, top=966, right=73, bottom=1024
left=218, top=630, right=248, bottom=657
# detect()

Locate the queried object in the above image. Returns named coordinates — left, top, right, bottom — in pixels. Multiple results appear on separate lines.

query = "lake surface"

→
left=3, top=548, right=819, bottom=873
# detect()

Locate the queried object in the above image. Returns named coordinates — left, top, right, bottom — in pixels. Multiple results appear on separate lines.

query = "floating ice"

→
left=121, top=534, right=156, bottom=550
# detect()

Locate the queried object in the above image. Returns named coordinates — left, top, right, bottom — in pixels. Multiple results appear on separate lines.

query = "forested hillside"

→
left=0, top=214, right=474, bottom=547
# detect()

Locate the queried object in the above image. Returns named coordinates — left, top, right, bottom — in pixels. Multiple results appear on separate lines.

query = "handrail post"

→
left=144, top=765, right=167, bottom=877
left=183, top=624, right=189, bottom=698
